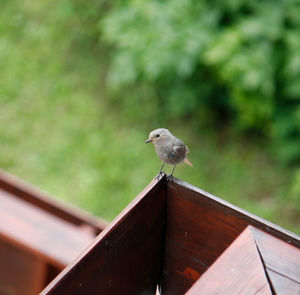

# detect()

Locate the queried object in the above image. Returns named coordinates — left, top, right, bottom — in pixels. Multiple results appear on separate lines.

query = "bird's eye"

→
left=156, top=134, right=160, bottom=138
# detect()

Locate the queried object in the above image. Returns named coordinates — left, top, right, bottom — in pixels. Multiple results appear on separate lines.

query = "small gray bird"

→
left=145, top=128, right=193, bottom=177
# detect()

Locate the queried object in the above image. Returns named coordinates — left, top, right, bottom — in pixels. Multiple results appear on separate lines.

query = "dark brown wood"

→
left=41, top=176, right=167, bottom=295
left=37, top=175, right=299, bottom=294
left=160, top=178, right=300, bottom=295
left=0, top=169, right=107, bottom=233
left=185, top=226, right=272, bottom=295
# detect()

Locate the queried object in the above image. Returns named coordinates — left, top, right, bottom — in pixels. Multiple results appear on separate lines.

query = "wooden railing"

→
left=0, top=170, right=107, bottom=295
left=0, top=170, right=299, bottom=294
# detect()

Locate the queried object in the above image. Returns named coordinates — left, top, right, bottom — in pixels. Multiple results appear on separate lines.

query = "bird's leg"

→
left=159, top=162, right=165, bottom=174
left=167, top=165, right=176, bottom=181
left=156, top=162, right=165, bottom=180
left=166, top=165, right=176, bottom=181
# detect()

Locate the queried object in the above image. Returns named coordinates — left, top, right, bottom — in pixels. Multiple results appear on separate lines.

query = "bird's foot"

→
left=156, top=171, right=165, bottom=180
left=166, top=174, right=174, bottom=182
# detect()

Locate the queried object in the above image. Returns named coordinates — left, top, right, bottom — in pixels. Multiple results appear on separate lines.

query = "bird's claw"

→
left=166, top=174, right=174, bottom=181
left=155, top=172, right=174, bottom=181
left=156, top=171, right=165, bottom=180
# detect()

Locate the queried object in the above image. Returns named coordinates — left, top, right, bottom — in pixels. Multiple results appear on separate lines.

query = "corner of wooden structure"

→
left=41, top=175, right=167, bottom=295
left=159, top=177, right=300, bottom=294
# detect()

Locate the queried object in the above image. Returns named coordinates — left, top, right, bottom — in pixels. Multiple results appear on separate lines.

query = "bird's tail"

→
left=184, top=157, right=193, bottom=167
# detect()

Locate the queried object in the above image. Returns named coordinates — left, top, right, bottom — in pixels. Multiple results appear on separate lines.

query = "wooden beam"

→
left=0, top=169, right=109, bottom=294
left=0, top=169, right=107, bottom=233
left=41, top=176, right=167, bottom=295
left=0, top=189, right=96, bottom=268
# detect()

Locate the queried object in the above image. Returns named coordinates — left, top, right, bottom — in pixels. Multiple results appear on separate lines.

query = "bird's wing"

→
left=173, top=144, right=188, bottom=156
left=174, top=144, right=193, bottom=166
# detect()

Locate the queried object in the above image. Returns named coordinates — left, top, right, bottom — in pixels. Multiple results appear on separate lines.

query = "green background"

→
left=1, top=0, right=299, bottom=234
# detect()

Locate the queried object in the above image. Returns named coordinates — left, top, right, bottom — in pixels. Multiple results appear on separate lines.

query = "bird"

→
left=145, top=128, right=193, bottom=178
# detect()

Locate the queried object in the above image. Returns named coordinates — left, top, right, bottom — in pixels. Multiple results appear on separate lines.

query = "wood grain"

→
left=267, top=269, right=300, bottom=295
left=0, top=239, right=47, bottom=295
left=250, top=227, right=300, bottom=294
left=186, top=226, right=300, bottom=295
left=0, top=169, right=108, bottom=294
left=185, top=226, right=272, bottom=295
left=41, top=176, right=167, bottom=295
left=160, top=178, right=300, bottom=295
left=0, top=169, right=107, bottom=233
left=38, top=175, right=300, bottom=295
left=0, top=189, right=97, bottom=269
left=251, top=226, right=300, bottom=284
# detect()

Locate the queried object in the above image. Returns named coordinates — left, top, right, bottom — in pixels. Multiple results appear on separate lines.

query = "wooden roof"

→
left=41, top=174, right=300, bottom=295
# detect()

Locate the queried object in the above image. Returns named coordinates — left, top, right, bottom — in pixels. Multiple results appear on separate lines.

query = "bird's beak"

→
left=145, top=138, right=152, bottom=144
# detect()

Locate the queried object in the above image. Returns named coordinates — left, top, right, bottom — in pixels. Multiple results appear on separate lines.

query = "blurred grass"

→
left=0, top=0, right=299, bottom=234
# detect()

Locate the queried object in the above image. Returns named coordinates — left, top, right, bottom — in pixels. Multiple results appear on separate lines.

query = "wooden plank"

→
left=0, top=169, right=107, bottom=233
left=0, top=189, right=96, bottom=268
left=185, top=226, right=272, bottom=295
left=186, top=226, right=300, bottom=294
left=250, top=227, right=300, bottom=294
left=267, top=269, right=300, bottom=295
left=160, top=178, right=300, bottom=295
left=251, top=226, right=300, bottom=284
left=41, top=176, right=167, bottom=295
left=0, top=238, right=47, bottom=295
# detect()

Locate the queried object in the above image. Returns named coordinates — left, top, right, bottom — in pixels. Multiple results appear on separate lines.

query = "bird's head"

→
left=145, top=128, right=170, bottom=144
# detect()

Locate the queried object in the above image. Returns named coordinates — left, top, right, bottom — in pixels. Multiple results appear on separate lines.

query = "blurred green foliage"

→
left=101, top=0, right=300, bottom=164
left=0, top=0, right=299, bottom=234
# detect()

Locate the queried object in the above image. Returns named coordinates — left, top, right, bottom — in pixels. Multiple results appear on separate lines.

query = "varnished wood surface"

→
left=171, top=177, right=300, bottom=245
left=267, top=269, right=300, bottom=294
left=0, top=169, right=109, bottom=294
left=185, top=226, right=272, bottom=295
left=0, top=239, right=47, bottom=295
left=250, top=226, right=300, bottom=294
left=38, top=175, right=300, bottom=295
left=0, top=189, right=96, bottom=268
left=160, top=178, right=300, bottom=295
left=186, top=226, right=300, bottom=295
left=0, top=169, right=107, bottom=233
left=41, top=176, right=167, bottom=295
